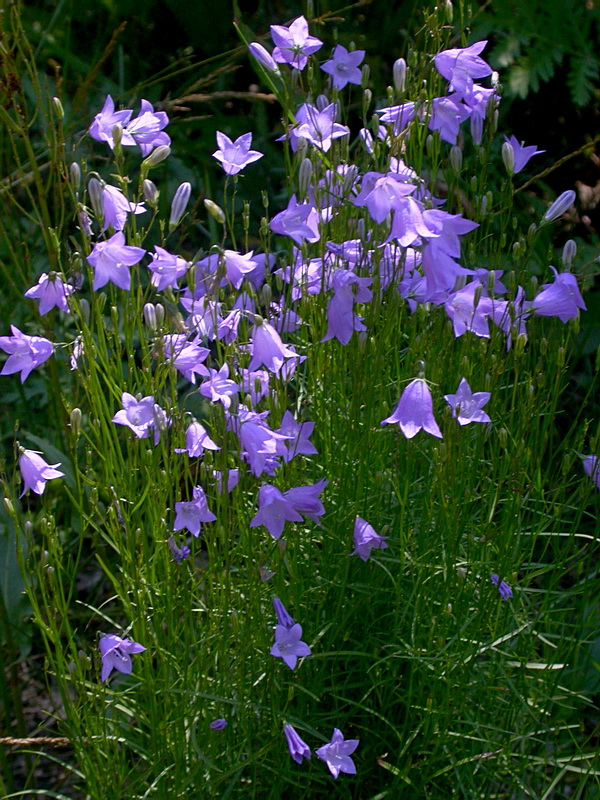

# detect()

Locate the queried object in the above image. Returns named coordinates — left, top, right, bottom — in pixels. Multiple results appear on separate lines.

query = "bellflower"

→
left=353, top=172, right=416, bottom=224
left=87, top=232, right=145, bottom=291
left=270, top=194, right=320, bottom=245
left=315, top=729, right=359, bottom=779
left=123, top=99, right=170, bottom=156
left=444, top=378, right=491, bottom=425
left=350, top=516, right=389, bottom=561
left=248, top=42, right=280, bottom=74
left=278, top=410, right=317, bottom=462
left=112, top=392, right=157, bottom=439
left=273, top=597, right=295, bottom=629
left=284, top=479, right=328, bottom=524
left=321, top=283, right=367, bottom=345
left=169, top=182, right=191, bottom=228
left=0, top=325, right=54, bottom=382
left=294, top=103, right=349, bottom=153
left=434, top=41, right=492, bottom=101
left=163, top=334, right=210, bottom=384
left=18, top=448, right=64, bottom=496
left=543, top=189, right=576, bottom=223
left=250, top=484, right=303, bottom=539
left=270, top=623, right=311, bottom=669
left=147, top=246, right=188, bottom=291
left=173, top=485, right=217, bottom=537
left=99, top=634, right=146, bottom=682
left=377, top=101, right=416, bottom=134
left=209, top=718, right=228, bottom=731
left=381, top=378, right=443, bottom=439
left=321, top=44, right=365, bottom=90
left=175, top=421, right=220, bottom=458
left=89, top=95, right=132, bottom=148
left=239, top=368, right=270, bottom=405
left=270, top=16, right=323, bottom=70
left=583, top=455, right=600, bottom=491
left=504, top=135, right=545, bottom=174
left=531, top=267, right=586, bottom=323
left=101, top=184, right=146, bottom=231
left=444, top=284, right=493, bottom=338
left=25, top=272, right=74, bottom=315
left=490, top=573, right=513, bottom=600
left=429, top=95, right=471, bottom=145
left=199, top=363, right=239, bottom=408
left=284, top=724, right=311, bottom=764
left=248, top=320, right=298, bottom=374
left=213, top=131, right=263, bottom=176
left=238, top=416, right=289, bottom=477
left=167, top=537, right=191, bottom=563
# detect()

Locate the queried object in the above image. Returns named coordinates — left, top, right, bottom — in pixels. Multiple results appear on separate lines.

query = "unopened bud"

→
left=470, top=115, right=483, bottom=146
left=479, top=195, right=488, bottom=216
left=515, top=333, right=528, bottom=357
left=527, top=222, right=537, bottom=244
left=343, top=165, right=358, bottom=196
left=79, top=298, right=90, bottom=324
left=445, top=0, right=453, bottom=22
left=143, top=179, right=159, bottom=206
left=142, top=145, right=171, bottom=169
left=296, top=137, right=308, bottom=159
left=111, top=123, right=123, bottom=148
left=155, top=303, right=165, bottom=327
left=204, top=198, right=226, bottom=224
left=70, top=407, right=82, bottom=436
left=562, top=239, right=577, bottom=267
left=170, top=181, right=192, bottom=229
left=3, top=497, right=14, bottom=516
left=450, top=145, right=462, bottom=175
left=248, top=42, right=280, bottom=74
left=498, top=427, right=508, bottom=449
left=261, top=283, right=272, bottom=307
left=316, top=94, right=328, bottom=112
left=69, top=162, right=81, bottom=192
left=501, top=141, right=514, bottom=175
left=360, top=63, right=370, bottom=89
left=298, top=158, right=313, bottom=199
left=426, top=134, right=435, bottom=156
left=87, top=177, right=104, bottom=221
left=543, top=190, right=576, bottom=223
left=143, top=302, right=157, bottom=330
left=362, top=88, right=372, bottom=116
left=52, top=96, right=64, bottom=120
left=393, top=58, right=407, bottom=93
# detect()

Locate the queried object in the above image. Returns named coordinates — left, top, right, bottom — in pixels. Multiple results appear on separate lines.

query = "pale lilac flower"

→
left=163, top=335, right=210, bottom=384
left=18, top=448, right=64, bottom=496
left=531, top=267, right=586, bottom=323
left=321, top=44, right=364, bottom=90
left=123, top=99, right=170, bottom=156
left=377, top=101, right=416, bottom=134
left=238, top=416, right=289, bottom=477
left=583, top=455, right=600, bottom=491
left=273, top=597, right=295, bottom=629
left=112, top=392, right=157, bottom=439
left=270, top=623, right=311, bottom=669
left=350, top=516, right=388, bottom=561
left=278, top=410, right=317, bottom=462
left=353, top=172, right=416, bottom=224
left=89, top=95, right=132, bottom=148
left=175, top=421, right=220, bottom=458
left=429, top=95, right=471, bottom=145
left=209, top=718, right=228, bottom=731
left=239, top=368, right=270, bottom=405
left=444, top=378, right=491, bottom=425
left=0, top=325, right=54, bottom=382
left=284, top=724, right=311, bottom=764
left=99, top=634, right=146, bottom=682
left=490, top=573, right=513, bottom=600
left=101, top=184, right=146, bottom=231
left=199, top=363, right=239, bottom=409
left=434, top=41, right=492, bottom=101
left=248, top=320, right=298, bottom=374
left=381, top=378, right=443, bottom=439
left=213, top=131, right=263, bottom=176
left=315, top=728, right=359, bottom=779
left=25, top=272, right=74, bottom=315
left=212, top=468, right=240, bottom=494
left=294, top=103, right=349, bottom=153
left=147, top=246, right=188, bottom=291
left=270, top=16, right=323, bottom=70
left=504, top=135, right=545, bottom=174
left=444, top=284, right=493, bottom=338
left=543, top=190, right=576, bottom=223
left=86, top=232, right=145, bottom=291
left=173, top=485, right=216, bottom=537
left=270, top=194, right=320, bottom=245
left=249, top=42, right=280, bottom=73
left=284, top=479, right=328, bottom=524
left=167, top=537, right=191, bottom=563
left=250, top=484, right=302, bottom=539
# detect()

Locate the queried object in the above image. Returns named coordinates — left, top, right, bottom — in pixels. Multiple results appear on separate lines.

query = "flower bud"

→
left=527, top=222, right=537, bottom=244
left=501, top=141, right=514, bottom=176
left=143, top=302, right=157, bottom=330
left=261, top=283, right=272, bottom=307
left=87, top=177, right=104, bottom=221
left=450, top=145, right=462, bottom=175
left=204, top=199, right=226, bottom=224
left=316, top=94, right=328, bottom=112
left=470, top=115, right=483, bottom=146
left=52, top=96, right=64, bottom=120
left=393, top=58, right=407, bottom=93
left=79, top=298, right=90, bottom=324
left=298, top=158, right=313, bottom=199
left=498, top=427, right=508, bottom=449
left=445, top=0, right=453, bottom=22
left=111, top=123, right=123, bottom=149
left=70, top=407, right=82, bottom=436
left=155, top=303, right=165, bottom=327
left=248, top=42, right=279, bottom=74
left=362, top=88, right=372, bottom=116
left=3, top=497, right=14, bottom=516
left=296, top=136, right=308, bottom=160
left=343, top=165, right=358, bottom=196
left=543, top=190, right=576, bottom=223
left=143, top=179, right=159, bottom=206
left=142, top=145, right=171, bottom=169
left=170, top=181, right=192, bottom=229
left=69, top=162, right=81, bottom=192
left=561, top=239, right=577, bottom=267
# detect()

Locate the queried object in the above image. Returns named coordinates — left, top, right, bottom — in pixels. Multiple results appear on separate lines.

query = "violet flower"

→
left=25, top=272, right=74, bottom=315
left=583, top=455, right=600, bottom=491
left=213, top=131, right=263, bottom=176
left=89, top=95, right=132, bottom=148
left=167, top=537, right=191, bottom=563
left=270, top=194, right=320, bottom=245
left=273, top=597, right=295, bottom=629
left=175, top=421, right=220, bottom=458
left=147, top=246, right=188, bottom=291
left=444, top=378, right=491, bottom=425
left=100, top=184, right=146, bottom=231
left=0, top=325, right=54, bottom=382
left=490, top=573, right=513, bottom=600
left=321, top=44, right=364, bottom=90
left=381, top=378, right=443, bottom=439
left=433, top=41, right=492, bottom=101
left=173, top=485, right=217, bottom=537
left=248, top=320, right=298, bottom=374
left=504, top=135, right=545, bottom=174
left=543, top=190, right=576, bottom=223
left=250, top=484, right=303, bottom=539
left=199, top=363, right=239, bottom=408
left=86, top=232, right=145, bottom=291
left=284, top=724, right=311, bottom=764
left=278, top=410, right=317, bottom=462
left=248, top=42, right=280, bottom=74
left=112, top=392, right=158, bottom=439
left=209, top=718, right=228, bottom=731
left=270, top=16, right=323, bottom=70
left=315, top=728, right=359, bottom=779
left=350, top=517, right=388, bottom=561
left=270, top=623, right=311, bottom=669
left=123, top=99, right=170, bottom=156
left=283, top=479, right=328, bottom=523
left=18, top=448, right=64, bottom=496
left=99, top=634, right=146, bottom=682
left=531, top=267, right=586, bottom=323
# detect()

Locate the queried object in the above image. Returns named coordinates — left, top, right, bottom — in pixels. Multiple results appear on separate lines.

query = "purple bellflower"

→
left=248, top=319, right=298, bottom=374
left=270, top=16, right=323, bottom=70
left=209, top=718, right=228, bottom=731
left=163, top=334, right=210, bottom=384
left=250, top=484, right=303, bottom=539
left=504, top=135, right=545, bottom=174
left=86, top=232, right=145, bottom=291
left=284, top=724, right=311, bottom=764
left=173, top=485, right=217, bottom=537
left=167, top=537, right=191, bottom=563
left=278, top=410, right=318, bottom=462
left=99, top=634, right=146, bottom=682
left=315, top=728, right=359, bottom=779
left=294, top=103, right=349, bottom=153
left=531, top=267, right=586, bottom=323
left=0, top=325, right=54, bottom=382
left=175, top=421, right=220, bottom=458
left=490, top=573, right=513, bottom=600
left=199, top=363, right=239, bottom=409
left=270, top=194, right=320, bottom=245
left=429, top=95, right=471, bottom=145
left=444, top=378, right=491, bottom=425
left=213, top=131, right=263, bottom=176
left=100, top=184, right=146, bottom=231
left=18, top=448, right=64, bottom=497
left=248, top=42, right=280, bottom=74
left=434, top=41, right=492, bottom=101
left=321, top=44, right=364, bottom=90
left=112, top=392, right=158, bottom=439
left=283, top=479, right=328, bottom=524
left=381, top=378, right=443, bottom=439
left=273, top=597, right=295, bottom=629
left=350, top=517, right=389, bottom=561
left=271, top=623, right=311, bottom=669
left=25, top=272, right=74, bottom=315
left=89, top=95, right=133, bottom=148
left=583, top=455, right=600, bottom=491
left=147, top=246, right=188, bottom=291
left=122, top=99, right=170, bottom=156
left=544, top=189, right=576, bottom=223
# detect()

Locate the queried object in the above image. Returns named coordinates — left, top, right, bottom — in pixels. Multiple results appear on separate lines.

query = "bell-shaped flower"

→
left=278, top=410, right=317, bottom=462
left=284, top=724, right=311, bottom=764
left=248, top=319, right=298, bottom=374
left=86, top=232, right=145, bottom=291
left=250, top=484, right=302, bottom=539
left=583, top=455, right=600, bottom=491
left=173, top=485, right=216, bottom=537
left=315, top=729, right=359, bottom=779
left=147, top=246, right=188, bottom=291
left=25, top=272, right=74, bottom=315
left=199, top=363, right=239, bottom=408
left=270, top=15, right=323, bottom=70
left=350, top=516, right=389, bottom=561
left=270, top=195, right=320, bottom=245
left=504, top=135, right=545, bottom=174
left=175, top=421, right=220, bottom=458
left=321, top=44, right=364, bottom=89
left=283, top=478, right=328, bottom=524
left=212, top=132, right=263, bottom=176
left=434, top=41, right=492, bottom=101
left=381, top=378, right=443, bottom=439
left=123, top=99, right=170, bottom=155
left=100, top=184, right=146, bottom=231
left=18, top=448, right=64, bottom=497
left=99, top=634, right=146, bottom=682
left=89, top=95, right=132, bottom=148
left=444, top=378, right=491, bottom=425
left=531, top=267, right=586, bottom=323
left=0, top=326, right=54, bottom=382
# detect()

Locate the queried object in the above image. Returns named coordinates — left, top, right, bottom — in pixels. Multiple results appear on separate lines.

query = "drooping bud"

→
left=544, top=190, right=576, bottom=222
left=69, top=162, right=81, bottom=192
left=393, top=58, right=407, bottom=93
left=449, top=145, right=462, bottom=175
left=87, top=177, right=104, bottom=221
left=501, top=141, right=514, bottom=175
left=562, top=239, right=577, bottom=267
left=169, top=181, right=192, bottom=230
left=142, top=145, right=171, bottom=169
left=143, top=179, right=159, bottom=206
left=204, top=198, right=226, bottom=225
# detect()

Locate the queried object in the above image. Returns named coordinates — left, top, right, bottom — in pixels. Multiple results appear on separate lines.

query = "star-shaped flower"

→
left=212, top=132, right=263, bottom=176
left=444, top=378, right=491, bottom=425
left=315, top=728, right=359, bottom=779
